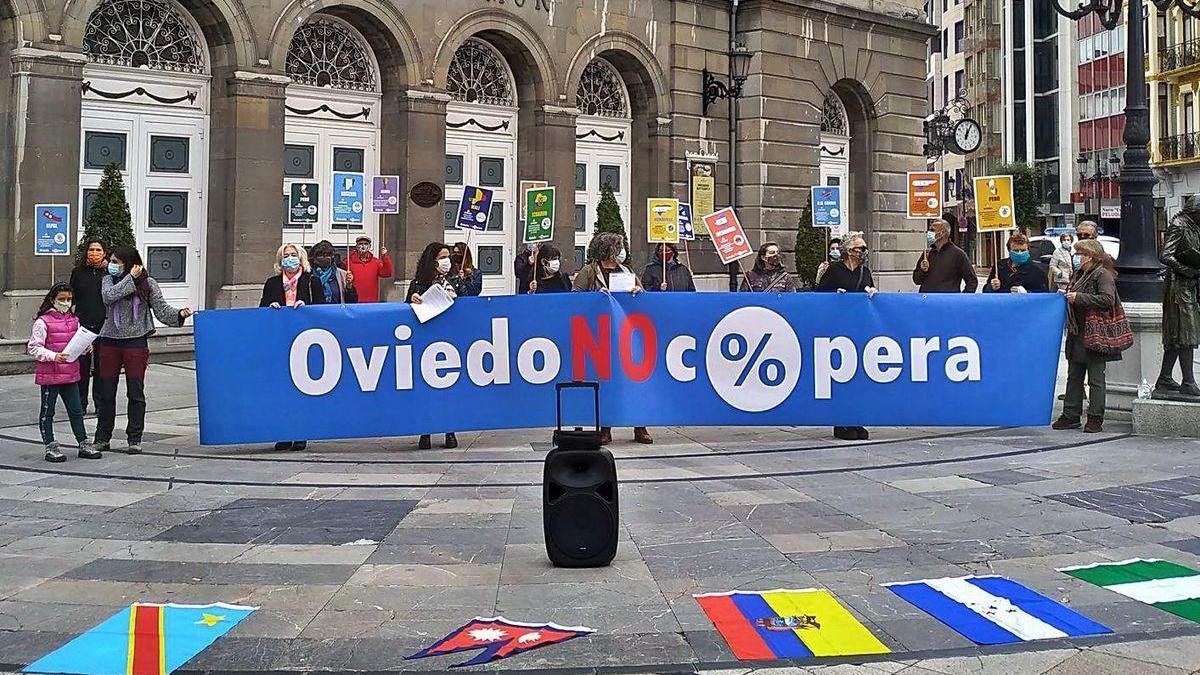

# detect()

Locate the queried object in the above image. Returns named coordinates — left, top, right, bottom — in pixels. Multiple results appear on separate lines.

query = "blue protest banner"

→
left=195, top=294, right=1066, bottom=445
left=332, top=172, right=365, bottom=226
left=812, top=185, right=842, bottom=228
left=458, top=185, right=494, bottom=231
left=34, top=204, right=70, bottom=256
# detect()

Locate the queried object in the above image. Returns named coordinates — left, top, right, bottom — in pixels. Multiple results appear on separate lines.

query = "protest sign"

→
left=519, top=180, right=548, bottom=222
left=332, top=172, right=365, bottom=226
left=288, top=183, right=319, bottom=226
left=973, top=175, right=1017, bottom=232
left=195, top=293, right=1066, bottom=444
left=523, top=187, right=555, bottom=243
left=458, top=186, right=494, bottom=231
left=647, top=198, right=680, bottom=243
left=811, top=186, right=842, bottom=229
left=371, top=176, right=401, bottom=214
left=907, top=172, right=942, bottom=218
left=703, top=208, right=754, bottom=264
left=678, top=203, right=695, bottom=241
left=34, top=205, right=70, bottom=256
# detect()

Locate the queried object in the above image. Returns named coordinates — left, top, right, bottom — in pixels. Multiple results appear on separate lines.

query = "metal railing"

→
left=1158, top=132, right=1200, bottom=162
left=1158, top=37, right=1200, bottom=74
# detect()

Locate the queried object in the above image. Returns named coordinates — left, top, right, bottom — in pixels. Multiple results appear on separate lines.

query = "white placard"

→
left=608, top=272, right=637, bottom=293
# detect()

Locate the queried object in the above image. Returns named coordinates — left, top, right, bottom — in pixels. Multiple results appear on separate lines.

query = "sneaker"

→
left=77, top=442, right=102, bottom=459
left=273, top=441, right=293, bottom=451
left=1084, top=416, right=1104, bottom=433
left=93, top=440, right=110, bottom=453
left=292, top=441, right=307, bottom=451
left=126, top=443, right=142, bottom=455
left=444, top=433, right=458, bottom=449
left=418, top=434, right=432, bottom=450
left=44, top=442, right=65, bottom=463
left=1052, top=415, right=1081, bottom=430
left=633, top=427, right=654, bottom=444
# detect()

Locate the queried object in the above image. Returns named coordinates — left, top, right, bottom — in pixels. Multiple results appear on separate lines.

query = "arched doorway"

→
left=443, top=37, right=518, bottom=296
left=574, top=58, right=631, bottom=270
left=80, top=0, right=210, bottom=311
left=819, top=91, right=851, bottom=238
left=283, top=16, right=381, bottom=255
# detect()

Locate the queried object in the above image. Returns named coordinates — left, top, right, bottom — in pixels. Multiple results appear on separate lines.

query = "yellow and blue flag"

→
left=24, top=602, right=256, bottom=675
left=695, top=588, right=890, bottom=659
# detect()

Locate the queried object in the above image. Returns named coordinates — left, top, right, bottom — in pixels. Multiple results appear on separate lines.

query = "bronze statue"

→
left=1155, top=195, right=1200, bottom=398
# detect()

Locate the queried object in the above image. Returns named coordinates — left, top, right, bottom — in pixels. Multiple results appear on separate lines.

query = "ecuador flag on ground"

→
left=1060, top=558, right=1200, bottom=623
left=694, top=589, right=890, bottom=660
left=24, top=602, right=256, bottom=675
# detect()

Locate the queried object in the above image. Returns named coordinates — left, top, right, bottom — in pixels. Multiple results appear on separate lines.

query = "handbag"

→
left=1081, top=278, right=1134, bottom=354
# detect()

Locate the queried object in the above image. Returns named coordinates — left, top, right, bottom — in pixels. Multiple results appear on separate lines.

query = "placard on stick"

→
left=523, top=186, right=555, bottom=243
left=703, top=207, right=753, bottom=264
left=647, top=198, right=680, bottom=244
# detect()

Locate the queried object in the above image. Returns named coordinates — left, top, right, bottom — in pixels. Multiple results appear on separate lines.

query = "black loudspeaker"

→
left=543, top=382, right=618, bottom=568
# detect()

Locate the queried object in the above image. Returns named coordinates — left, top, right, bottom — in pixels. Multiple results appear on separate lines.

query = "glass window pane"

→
left=149, top=136, right=189, bottom=173
left=332, top=147, right=364, bottom=172
left=284, top=144, right=314, bottom=178
left=575, top=204, right=586, bottom=231
left=479, top=157, right=505, bottom=187
left=477, top=245, right=503, bottom=275
left=84, top=131, right=127, bottom=171
left=575, top=163, right=587, bottom=190
left=147, top=191, right=188, bottom=228
left=599, top=165, right=620, bottom=191
left=81, top=189, right=98, bottom=224
left=444, top=198, right=460, bottom=230
left=575, top=246, right=586, bottom=270
left=488, top=201, right=504, bottom=232
left=147, top=246, right=186, bottom=283
left=446, top=155, right=464, bottom=185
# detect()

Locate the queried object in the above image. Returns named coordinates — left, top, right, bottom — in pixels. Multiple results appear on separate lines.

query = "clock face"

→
left=953, top=119, right=982, bottom=154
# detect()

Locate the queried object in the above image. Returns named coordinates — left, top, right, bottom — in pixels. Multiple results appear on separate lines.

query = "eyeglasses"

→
left=851, top=246, right=867, bottom=252
left=1076, top=232, right=1095, bottom=240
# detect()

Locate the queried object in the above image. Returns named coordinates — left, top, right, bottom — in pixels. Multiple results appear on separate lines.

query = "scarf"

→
left=315, top=266, right=336, bottom=303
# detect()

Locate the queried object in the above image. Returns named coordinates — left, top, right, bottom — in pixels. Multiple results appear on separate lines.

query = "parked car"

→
left=1029, top=234, right=1120, bottom=265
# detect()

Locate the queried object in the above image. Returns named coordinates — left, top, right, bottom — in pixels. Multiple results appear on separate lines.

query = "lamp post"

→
left=704, top=44, right=753, bottom=291
left=1049, top=0, right=1161, bottom=301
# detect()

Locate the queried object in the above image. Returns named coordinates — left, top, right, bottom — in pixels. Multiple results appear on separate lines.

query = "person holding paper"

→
left=406, top=242, right=459, bottom=450
left=739, top=242, right=797, bottom=292
left=529, top=244, right=572, bottom=293
left=94, top=247, right=192, bottom=456
left=70, top=238, right=109, bottom=414
left=640, top=243, right=696, bottom=292
left=27, top=283, right=101, bottom=463
left=572, top=232, right=652, bottom=445
left=448, top=242, right=483, bottom=297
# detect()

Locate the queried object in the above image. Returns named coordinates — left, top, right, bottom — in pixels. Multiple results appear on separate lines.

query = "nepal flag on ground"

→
left=406, top=616, right=595, bottom=667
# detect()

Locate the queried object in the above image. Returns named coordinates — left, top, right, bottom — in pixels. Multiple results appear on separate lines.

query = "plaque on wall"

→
left=410, top=181, right=444, bottom=208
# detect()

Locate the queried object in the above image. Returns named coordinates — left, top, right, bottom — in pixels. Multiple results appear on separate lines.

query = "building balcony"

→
left=1155, top=132, right=1200, bottom=165
left=1155, top=38, right=1200, bottom=80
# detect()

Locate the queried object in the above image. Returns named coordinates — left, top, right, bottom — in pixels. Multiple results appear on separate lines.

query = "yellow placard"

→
left=690, top=162, right=716, bottom=234
left=647, top=198, right=681, bottom=243
left=973, top=175, right=1016, bottom=232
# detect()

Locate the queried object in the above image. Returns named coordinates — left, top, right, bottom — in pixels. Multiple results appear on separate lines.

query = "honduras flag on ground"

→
left=884, top=575, right=1111, bottom=645
left=24, top=602, right=256, bottom=675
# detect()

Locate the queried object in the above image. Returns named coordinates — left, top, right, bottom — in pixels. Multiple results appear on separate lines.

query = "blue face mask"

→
left=926, top=230, right=937, bottom=245
left=1009, top=250, right=1030, bottom=265
left=1072, top=254, right=1083, bottom=270
left=107, top=262, right=123, bottom=277
left=282, top=255, right=300, bottom=271
left=829, top=248, right=842, bottom=261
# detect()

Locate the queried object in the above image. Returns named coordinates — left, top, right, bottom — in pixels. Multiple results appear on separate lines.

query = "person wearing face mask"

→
left=1050, top=233, right=1075, bottom=291
left=447, top=242, right=483, bottom=297
left=515, top=244, right=538, bottom=294
left=984, top=232, right=1051, bottom=293
left=406, top=242, right=459, bottom=450
left=740, top=242, right=797, bottom=292
left=69, top=238, right=109, bottom=414
left=95, top=246, right=192, bottom=455
left=344, top=236, right=393, bottom=303
left=640, top=243, right=696, bottom=292
left=309, top=240, right=358, bottom=304
left=260, top=244, right=324, bottom=451
left=816, top=233, right=878, bottom=440
left=28, top=283, right=100, bottom=463
left=815, top=237, right=842, bottom=285
left=913, top=218, right=977, bottom=293
left=528, top=243, right=571, bottom=293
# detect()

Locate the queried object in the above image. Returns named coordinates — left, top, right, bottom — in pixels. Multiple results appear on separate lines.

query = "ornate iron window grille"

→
left=820, top=92, right=849, bottom=136
left=448, top=38, right=515, bottom=107
left=577, top=59, right=628, bottom=118
left=83, top=0, right=205, bottom=73
left=286, top=18, right=378, bottom=92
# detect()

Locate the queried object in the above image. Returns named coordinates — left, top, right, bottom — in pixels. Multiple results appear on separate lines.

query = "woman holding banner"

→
left=816, top=232, right=876, bottom=440
left=740, top=242, right=797, bottom=292
left=573, top=232, right=652, bottom=445
left=407, top=242, right=459, bottom=450
left=528, top=244, right=571, bottom=293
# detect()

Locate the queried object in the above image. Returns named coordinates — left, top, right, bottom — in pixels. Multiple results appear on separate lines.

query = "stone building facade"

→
left=0, top=0, right=932, bottom=337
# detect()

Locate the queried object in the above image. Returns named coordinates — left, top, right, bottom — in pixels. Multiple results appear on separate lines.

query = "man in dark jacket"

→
left=913, top=218, right=978, bottom=293
left=514, top=244, right=536, bottom=294
left=641, top=243, right=696, bottom=291
left=984, top=231, right=1051, bottom=293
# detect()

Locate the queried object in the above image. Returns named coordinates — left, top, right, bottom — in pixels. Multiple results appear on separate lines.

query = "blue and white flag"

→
left=884, top=575, right=1110, bottom=645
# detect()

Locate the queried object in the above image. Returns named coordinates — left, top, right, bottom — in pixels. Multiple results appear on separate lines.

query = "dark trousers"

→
left=39, top=384, right=87, bottom=446
left=1064, top=359, right=1107, bottom=419
left=76, top=348, right=100, bottom=412
left=94, top=344, right=150, bottom=444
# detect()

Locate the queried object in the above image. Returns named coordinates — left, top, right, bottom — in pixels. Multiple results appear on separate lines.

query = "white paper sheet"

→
left=608, top=272, right=637, bottom=293
left=62, top=326, right=97, bottom=363
left=412, top=283, right=455, bottom=323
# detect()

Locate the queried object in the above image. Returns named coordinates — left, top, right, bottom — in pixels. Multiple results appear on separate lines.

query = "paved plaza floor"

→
left=0, top=362, right=1197, bottom=673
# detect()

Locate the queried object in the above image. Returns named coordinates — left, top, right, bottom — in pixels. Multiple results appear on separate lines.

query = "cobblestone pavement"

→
left=0, top=362, right=1197, bottom=673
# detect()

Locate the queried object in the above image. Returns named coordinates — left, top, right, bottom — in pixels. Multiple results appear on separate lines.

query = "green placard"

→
left=523, top=186, right=555, bottom=243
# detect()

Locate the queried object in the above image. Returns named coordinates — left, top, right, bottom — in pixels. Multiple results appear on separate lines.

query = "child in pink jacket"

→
left=27, top=283, right=101, bottom=463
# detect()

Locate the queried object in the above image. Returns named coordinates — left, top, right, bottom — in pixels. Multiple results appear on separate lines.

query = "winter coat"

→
left=1065, top=264, right=1123, bottom=364
left=312, top=266, right=357, bottom=304
left=739, top=267, right=797, bottom=292
left=640, top=259, right=696, bottom=292
left=28, top=311, right=82, bottom=386
left=449, top=268, right=483, bottom=297
left=69, top=265, right=108, bottom=332
left=100, top=274, right=185, bottom=340
left=912, top=242, right=978, bottom=293
left=345, top=252, right=394, bottom=303
left=984, top=259, right=1052, bottom=293
left=260, top=271, right=327, bottom=307
left=515, top=251, right=535, bottom=294
left=1050, top=247, right=1074, bottom=290
left=572, top=262, right=642, bottom=291
left=533, top=272, right=572, bottom=293
left=815, top=261, right=874, bottom=293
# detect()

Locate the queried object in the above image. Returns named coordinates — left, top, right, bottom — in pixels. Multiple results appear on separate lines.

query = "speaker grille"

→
left=547, top=493, right=614, bottom=559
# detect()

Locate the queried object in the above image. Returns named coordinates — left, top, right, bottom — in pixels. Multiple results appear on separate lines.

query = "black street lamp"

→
left=1049, top=0, right=1161, bottom=301
left=704, top=43, right=754, bottom=291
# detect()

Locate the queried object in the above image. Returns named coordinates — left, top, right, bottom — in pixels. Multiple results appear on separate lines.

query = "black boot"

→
left=1052, top=415, right=1081, bottom=430
left=855, top=426, right=870, bottom=440
left=418, top=434, right=432, bottom=450
left=1180, top=381, right=1200, bottom=397
left=444, top=433, right=458, bottom=449
left=274, top=442, right=293, bottom=451
left=833, top=426, right=855, bottom=440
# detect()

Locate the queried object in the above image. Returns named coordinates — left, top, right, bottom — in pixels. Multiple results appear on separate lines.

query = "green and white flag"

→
left=1060, top=558, right=1200, bottom=623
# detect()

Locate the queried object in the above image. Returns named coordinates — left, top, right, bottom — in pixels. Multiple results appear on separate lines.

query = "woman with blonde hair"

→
left=1053, top=238, right=1122, bottom=433
left=260, top=243, right=325, bottom=309
left=816, top=231, right=877, bottom=440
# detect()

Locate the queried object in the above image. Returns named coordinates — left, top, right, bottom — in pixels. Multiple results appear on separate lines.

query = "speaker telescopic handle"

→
left=556, top=381, right=600, bottom=432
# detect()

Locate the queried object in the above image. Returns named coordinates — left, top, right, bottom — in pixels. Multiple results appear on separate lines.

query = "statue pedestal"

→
left=1103, top=302, right=1165, bottom=412
left=1133, top=397, right=1200, bottom=437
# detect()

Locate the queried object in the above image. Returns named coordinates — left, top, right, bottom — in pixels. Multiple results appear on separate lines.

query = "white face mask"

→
left=617, top=249, right=627, bottom=264
left=547, top=259, right=561, bottom=273
left=54, top=301, right=72, bottom=313
left=437, top=258, right=452, bottom=274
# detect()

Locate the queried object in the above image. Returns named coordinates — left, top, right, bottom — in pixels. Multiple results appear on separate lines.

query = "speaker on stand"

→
left=543, top=381, right=619, bottom=568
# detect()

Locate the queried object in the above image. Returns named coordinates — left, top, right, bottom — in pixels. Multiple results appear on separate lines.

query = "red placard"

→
left=703, top=207, right=754, bottom=265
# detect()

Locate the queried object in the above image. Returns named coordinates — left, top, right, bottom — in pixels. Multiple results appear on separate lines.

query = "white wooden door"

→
left=445, top=116, right=517, bottom=296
